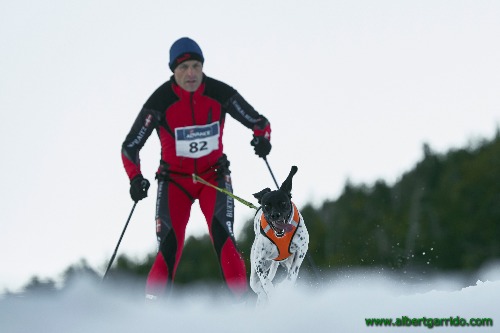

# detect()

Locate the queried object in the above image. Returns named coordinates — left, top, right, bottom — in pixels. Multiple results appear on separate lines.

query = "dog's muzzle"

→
left=268, top=213, right=294, bottom=234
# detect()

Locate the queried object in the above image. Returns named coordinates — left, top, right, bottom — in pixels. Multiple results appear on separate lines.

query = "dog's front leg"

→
left=250, top=240, right=277, bottom=304
left=250, top=261, right=276, bottom=305
left=250, top=268, right=267, bottom=304
left=255, top=259, right=277, bottom=298
left=284, top=250, right=307, bottom=286
left=260, top=261, right=278, bottom=296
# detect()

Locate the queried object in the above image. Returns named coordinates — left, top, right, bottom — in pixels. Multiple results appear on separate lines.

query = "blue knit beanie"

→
left=169, top=37, right=204, bottom=71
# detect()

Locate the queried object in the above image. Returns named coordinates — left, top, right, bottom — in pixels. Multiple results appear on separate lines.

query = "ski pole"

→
left=102, top=201, right=137, bottom=280
left=192, top=173, right=258, bottom=210
left=261, top=156, right=321, bottom=279
left=263, top=157, right=279, bottom=189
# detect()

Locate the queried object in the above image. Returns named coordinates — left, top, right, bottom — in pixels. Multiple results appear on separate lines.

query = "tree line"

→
left=7, top=131, right=500, bottom=295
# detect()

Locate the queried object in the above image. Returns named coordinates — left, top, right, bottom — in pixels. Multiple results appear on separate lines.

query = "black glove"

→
left=251, top=135, right=271, bottom=158
left=215, top=154, right=231, bottom=178
left=130, top=175, right=150, bottom=202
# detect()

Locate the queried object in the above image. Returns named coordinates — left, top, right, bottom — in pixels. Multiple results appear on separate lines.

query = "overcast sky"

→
left=1, top=0, right=499, bottom=292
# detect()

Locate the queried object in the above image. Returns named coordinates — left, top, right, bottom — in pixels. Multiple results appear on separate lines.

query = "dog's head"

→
left=253, top=166, right=298, bottom=234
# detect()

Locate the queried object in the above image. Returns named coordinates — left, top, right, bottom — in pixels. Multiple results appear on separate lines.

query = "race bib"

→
left=175, top=122, right=220, bottom=158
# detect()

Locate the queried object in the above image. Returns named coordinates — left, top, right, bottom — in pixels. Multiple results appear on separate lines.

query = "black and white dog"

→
left=250, top=166, right=309, bottom=304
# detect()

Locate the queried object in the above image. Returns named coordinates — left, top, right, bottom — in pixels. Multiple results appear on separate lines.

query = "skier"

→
left=121, top=37, right=272, bottom=300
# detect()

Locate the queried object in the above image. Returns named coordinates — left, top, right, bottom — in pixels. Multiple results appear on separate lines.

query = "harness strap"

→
left=260, top=202, right=300, bottom=261
left=157, top=176, right=195, bottom=203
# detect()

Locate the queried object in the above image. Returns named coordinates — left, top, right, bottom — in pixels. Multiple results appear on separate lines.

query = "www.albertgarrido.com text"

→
left=365, top=316, right=493, bottom=328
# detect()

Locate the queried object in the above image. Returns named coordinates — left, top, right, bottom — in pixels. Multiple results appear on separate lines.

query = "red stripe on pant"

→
left=145, top=173, right=248, bottom=298
left=145, top=239, right=248, bottom=298
left=146, top=252, right=169, bottom=297
left=220, top=240, right=248, bottom=296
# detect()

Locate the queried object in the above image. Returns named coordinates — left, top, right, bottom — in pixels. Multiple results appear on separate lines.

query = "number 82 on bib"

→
left=175, top=122, right=220, bottom=158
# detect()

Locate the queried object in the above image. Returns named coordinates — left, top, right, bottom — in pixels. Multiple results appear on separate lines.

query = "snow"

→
left=2, top=266, right=499, bottom=333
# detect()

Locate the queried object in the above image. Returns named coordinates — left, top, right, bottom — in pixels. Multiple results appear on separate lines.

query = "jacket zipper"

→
left=190, top=92, right=198, bottom=174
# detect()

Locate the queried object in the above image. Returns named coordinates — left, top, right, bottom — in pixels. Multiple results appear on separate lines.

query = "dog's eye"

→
left=263, top=204, right=271, bottom=211
left=280, top=201, right=287, bottom=208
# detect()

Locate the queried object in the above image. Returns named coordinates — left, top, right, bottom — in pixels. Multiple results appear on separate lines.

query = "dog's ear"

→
left=253, top=188, right=271, bottom=204
left=280, top=166, right=298, bottom=197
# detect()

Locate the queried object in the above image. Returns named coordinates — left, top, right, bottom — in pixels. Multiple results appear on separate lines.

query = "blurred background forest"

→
left=9, top=132, right=500, bottom=297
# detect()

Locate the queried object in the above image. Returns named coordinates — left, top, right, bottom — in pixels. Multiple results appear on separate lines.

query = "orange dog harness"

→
left=260, top=202, right=300, bottom=261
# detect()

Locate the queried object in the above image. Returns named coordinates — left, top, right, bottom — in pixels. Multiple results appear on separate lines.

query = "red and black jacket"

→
left=122, top=75, right=271, bottom=180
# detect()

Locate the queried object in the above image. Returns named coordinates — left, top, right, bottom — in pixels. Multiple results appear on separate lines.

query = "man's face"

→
left=174, top=60, right=203, bottom=92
